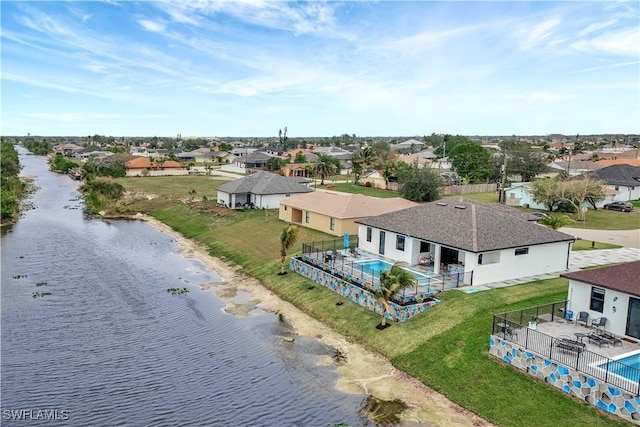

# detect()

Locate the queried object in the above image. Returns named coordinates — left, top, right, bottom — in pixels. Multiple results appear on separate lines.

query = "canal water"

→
left=0, top=148, right=368, bottom=426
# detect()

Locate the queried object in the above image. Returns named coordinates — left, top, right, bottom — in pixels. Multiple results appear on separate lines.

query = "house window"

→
left=478, top=252, right=500, bottom=265
left=615, top=186, right=619, bottom=191
left=305, top=212, right=310, bottom=223
left=396, top=235, right=405, bottom=251
left=285, top=193, right=290, bottom=197
left=366, top=227, right=372, bottom=242
left=284, top=206, right=287, bottom=211
left=590, top=287, right=605, bottom=313
left=515, top=248, right=529, bottom=256
left=330, top=217, right=335, bottom=231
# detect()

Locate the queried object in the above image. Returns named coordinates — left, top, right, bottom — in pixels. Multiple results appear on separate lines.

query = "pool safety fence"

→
left=493, top=305, right=640, bottom=396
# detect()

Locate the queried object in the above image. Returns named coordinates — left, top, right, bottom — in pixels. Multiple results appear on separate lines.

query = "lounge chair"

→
left=576, top=311, right=589, bottom=327
left=590, top=317, right=607, bottom=331
left=587, top=333, right=610, bottom=348
left=555, top=337, right=585, bottom=353
left=599, top=331, right=623, bottom=347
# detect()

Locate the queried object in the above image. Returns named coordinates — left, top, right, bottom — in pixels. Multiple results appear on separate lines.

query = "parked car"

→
left=603, top=201, right=634, bottom=212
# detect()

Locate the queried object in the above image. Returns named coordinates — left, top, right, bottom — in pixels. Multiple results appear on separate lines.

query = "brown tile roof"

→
left=561, top=261, right=640, bottom=297
left=280, top=192, right=418, bottom=219
left=596, top=159, right=640, bottom=167
left=357, top=199, right=575, bottom=252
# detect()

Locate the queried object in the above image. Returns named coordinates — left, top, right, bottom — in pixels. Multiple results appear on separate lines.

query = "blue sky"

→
left=1, top=1, right=638, bottom=137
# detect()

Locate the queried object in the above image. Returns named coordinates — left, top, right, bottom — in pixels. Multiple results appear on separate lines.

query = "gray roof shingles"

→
left=583, top=164, right=640, bottom=187
left=356, top=199, right=575, bottom=252
left=561, top=261, right=640, bottom=297
left=217, top=171, right=314, bottom=195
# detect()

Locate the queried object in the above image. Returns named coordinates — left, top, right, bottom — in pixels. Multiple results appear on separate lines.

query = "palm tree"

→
left=313, top=153, right=339, bottom=185
left=540, top=214, right=575, bottom=230
left=279, top=224, right=301, bottom=275
left=372, top=263, right=415, bottom=328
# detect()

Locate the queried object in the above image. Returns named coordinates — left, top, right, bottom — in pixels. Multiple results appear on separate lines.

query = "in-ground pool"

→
left=356, top=259, right=429, bottom=280
left=599, top=351, right=640, bottom=383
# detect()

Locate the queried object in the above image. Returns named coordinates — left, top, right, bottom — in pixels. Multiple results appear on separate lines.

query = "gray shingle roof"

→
left=582, top=164, right=640, bottom=187
left=217, top=171, right=314, bottom=195
left=561, top=261, right=640, bottom=297
left=356, top=198, right=575, bottom=252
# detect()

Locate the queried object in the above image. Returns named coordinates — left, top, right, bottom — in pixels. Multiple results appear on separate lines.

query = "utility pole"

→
left=499, top=151, right=508, bottom=203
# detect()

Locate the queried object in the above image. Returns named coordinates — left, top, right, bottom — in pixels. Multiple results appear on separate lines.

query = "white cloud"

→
left=577, top=18, right=618, bottom=37
left=516, top=17, right=562, bottom=50
left=139, top=20, right=166, bottom=33
left=571, top=27, right=640, bottom=57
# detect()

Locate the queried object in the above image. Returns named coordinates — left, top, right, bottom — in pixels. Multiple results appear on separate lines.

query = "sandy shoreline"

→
left=139, top=214, right=492, bottom=426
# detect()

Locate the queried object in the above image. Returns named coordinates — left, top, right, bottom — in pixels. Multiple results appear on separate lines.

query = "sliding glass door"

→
left=626, top=297, right=640, bottom=340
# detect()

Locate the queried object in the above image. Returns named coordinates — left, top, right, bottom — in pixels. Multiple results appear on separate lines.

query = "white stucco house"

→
left=504, top=183, right=547, bottom=210
left=216, top=171, right=313, bottom=209
left=355, top=198, right=576, bottom=287
left=561, top=261, right=640, bottom=341
left=581, top=164, right=640, bottom=203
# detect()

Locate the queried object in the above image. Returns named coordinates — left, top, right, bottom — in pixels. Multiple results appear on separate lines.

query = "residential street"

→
left=560, top=227, right=640, bottom=249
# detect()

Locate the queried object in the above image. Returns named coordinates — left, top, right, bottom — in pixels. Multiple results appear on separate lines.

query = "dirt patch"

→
left=138, top=214, right=493, bottom=427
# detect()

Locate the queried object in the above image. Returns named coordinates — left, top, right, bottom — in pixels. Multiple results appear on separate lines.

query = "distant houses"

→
left=217, top=171, right=313, bottom=209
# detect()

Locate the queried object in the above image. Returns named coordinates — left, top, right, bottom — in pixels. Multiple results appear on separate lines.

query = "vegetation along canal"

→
left=1, top=148, right=374, bottom=426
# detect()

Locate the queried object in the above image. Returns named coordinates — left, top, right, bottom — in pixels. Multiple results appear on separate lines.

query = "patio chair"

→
left=587, top=333, right=610, bottom=348
left=600, top=331, right=623, bottom=347
left=590, top=317, right=607, bottom=331
left=576, top=311, right=589, bottom=327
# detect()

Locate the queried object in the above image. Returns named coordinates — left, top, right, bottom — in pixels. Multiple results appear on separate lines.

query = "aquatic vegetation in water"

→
left=35, top=281, right=48, bottom=286
left=167, top=287, right=189, bottom=295
left=32, top=291, right=52, bottom=298
left=333, top=348, right=348, bottom=365
left=12, top=274, right=27, bottom=279
left=358, top=395, right=407, bottom=425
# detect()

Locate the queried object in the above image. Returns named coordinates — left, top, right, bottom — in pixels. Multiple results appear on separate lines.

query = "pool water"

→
left=616, top=353, right=640, bottom=370
left=599, top=352, right=640, bottom=383
left=356, top=260, right=429, bottom=280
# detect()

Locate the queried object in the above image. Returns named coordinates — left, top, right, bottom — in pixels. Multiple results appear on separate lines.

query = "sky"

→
left=1, top=1, right=639, bottom=138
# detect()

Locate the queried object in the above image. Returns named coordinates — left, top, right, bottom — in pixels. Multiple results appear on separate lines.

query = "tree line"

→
left=1, top=142, right=24, bottom=223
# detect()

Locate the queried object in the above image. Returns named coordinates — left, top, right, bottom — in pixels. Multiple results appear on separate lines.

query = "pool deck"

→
left=533, top=319, right=639, bottom=359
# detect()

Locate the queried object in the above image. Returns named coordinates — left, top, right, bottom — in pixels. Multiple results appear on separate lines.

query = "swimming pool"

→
left=356, top=259, right=429, bottom=280
left=599, top=351, right=640, bottom=383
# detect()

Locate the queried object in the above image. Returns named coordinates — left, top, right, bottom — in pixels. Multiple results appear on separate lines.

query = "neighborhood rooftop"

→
left=356, top=198, right=575, bottom=253
left=217, top=171, right=313, bottom=195
left=560, top=260, right=640, bottom=297
left=280, top=191, right=418, bottom=219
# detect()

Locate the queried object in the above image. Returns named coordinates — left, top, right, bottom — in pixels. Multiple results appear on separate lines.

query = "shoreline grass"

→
left=110, top=177, right=628, bottom=426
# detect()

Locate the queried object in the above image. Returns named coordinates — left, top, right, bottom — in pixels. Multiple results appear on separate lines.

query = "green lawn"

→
left=101, top=176, right=630, bottom=426
left=446, top=191, right=500, bottom=204
left=571, top=240, right=622, bottom=251
left=316, top=182, right=402, bottom=198
left=116, top=175, right=229, bottom=199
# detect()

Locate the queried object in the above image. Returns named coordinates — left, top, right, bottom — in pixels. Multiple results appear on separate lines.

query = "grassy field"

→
left=101, top=176, right=630, bottom=426
left=446, top=191, right=501, bottom=204
left=571, top=239, right=622, bottom=251
left=573, top=209, right=640, bottom=230
left=116, top=176, right=230, bottom=199
left=316, top=182, right=402, bottom=198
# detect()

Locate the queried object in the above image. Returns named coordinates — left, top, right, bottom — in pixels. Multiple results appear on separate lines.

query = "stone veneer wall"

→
left=289, top=257, right=439, bottom=322
left=489, top=335, right=640, bottom=425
